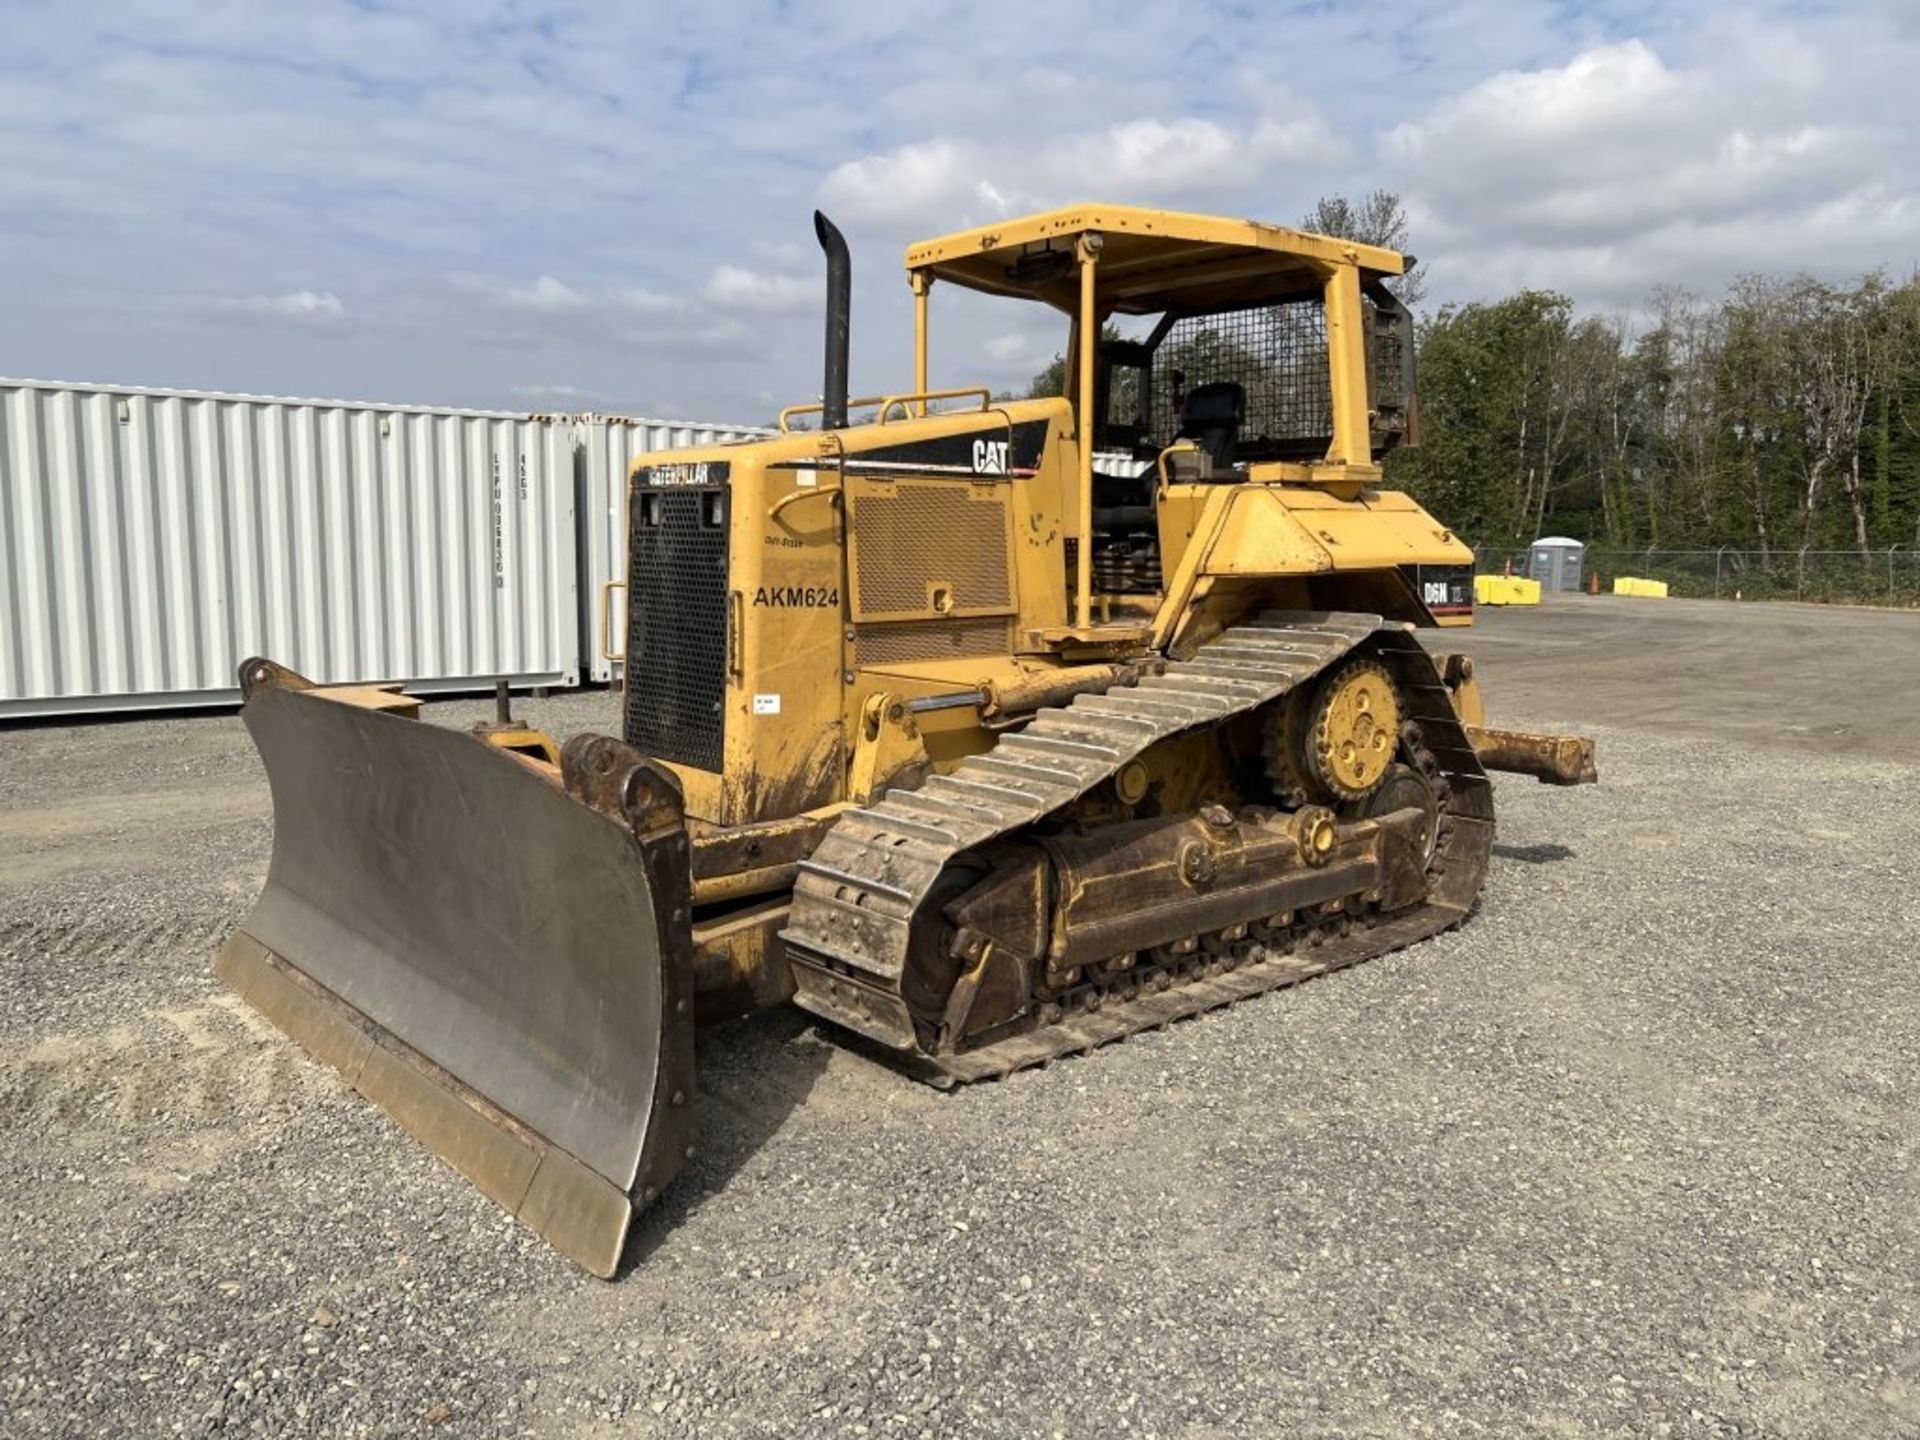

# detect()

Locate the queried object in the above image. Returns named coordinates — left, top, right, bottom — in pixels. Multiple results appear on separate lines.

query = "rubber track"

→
left=780, top=611, right=1493, bottom=1083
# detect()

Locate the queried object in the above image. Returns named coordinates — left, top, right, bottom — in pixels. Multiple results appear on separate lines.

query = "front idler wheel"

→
left=1362, top=761, right=1442, bottom=869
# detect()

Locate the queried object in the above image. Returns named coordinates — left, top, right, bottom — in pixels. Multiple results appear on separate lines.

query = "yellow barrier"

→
left=1612, top=576, right=1669, bottom=598
left=1473, top=574, right=1542, bottom=606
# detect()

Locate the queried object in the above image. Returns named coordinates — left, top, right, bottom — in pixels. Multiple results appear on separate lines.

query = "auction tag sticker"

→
left=753, top=693, right=781, bottom=715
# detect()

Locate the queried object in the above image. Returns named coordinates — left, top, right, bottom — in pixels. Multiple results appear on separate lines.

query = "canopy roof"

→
left=904, top=204, right=1406, bottom=316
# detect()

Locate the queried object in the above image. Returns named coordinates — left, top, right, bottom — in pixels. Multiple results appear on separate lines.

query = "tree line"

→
left=1394, top=273, right=1920, bottom=555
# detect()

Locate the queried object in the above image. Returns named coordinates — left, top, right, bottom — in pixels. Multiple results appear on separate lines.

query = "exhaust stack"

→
left=814, top=210, right=850, bottom=430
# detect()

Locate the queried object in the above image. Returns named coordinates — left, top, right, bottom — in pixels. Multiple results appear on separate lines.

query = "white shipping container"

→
left=577, top=412, right=769, bottom=682
left=0, top=379, right=580, bottom=717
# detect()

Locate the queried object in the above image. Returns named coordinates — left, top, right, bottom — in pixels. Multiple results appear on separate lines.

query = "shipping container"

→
left=576, top=412, right=769, bottom=682
left=0, top=379, right=580, bottom=718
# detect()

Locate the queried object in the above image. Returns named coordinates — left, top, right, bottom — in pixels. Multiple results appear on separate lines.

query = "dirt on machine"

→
left=217, top=204, right=1598, bottom=1276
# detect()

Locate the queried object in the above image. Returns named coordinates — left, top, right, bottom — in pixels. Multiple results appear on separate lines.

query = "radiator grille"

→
left=855, top=616, right=1010, bottom=668
left=850, top=483, right=1011, bottom=618
left=624, top=485, right=728, bottom=772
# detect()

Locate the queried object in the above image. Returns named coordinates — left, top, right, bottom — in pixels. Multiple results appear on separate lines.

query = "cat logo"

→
left=971, top=438, right=1008, bottom=474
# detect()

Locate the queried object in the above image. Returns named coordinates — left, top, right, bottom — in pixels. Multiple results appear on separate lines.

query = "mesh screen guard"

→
left=1146, top=299, right=1333, bottom=456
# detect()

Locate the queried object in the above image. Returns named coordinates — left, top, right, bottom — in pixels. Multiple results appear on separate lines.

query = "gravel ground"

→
left=2, top=596, right=1917, bottom=1439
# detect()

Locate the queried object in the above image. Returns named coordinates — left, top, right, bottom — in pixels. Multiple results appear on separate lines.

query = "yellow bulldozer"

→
left=218, top=204, right=1597, bottom=1276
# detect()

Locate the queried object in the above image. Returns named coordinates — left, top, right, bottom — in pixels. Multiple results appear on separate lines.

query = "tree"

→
left=1394, top=269, right=1920, bottom=555
left=1302, top=190, right=1425, bottom=309
left=1027, top=323, right=1123, bottom=401
left=1392, top=291, right=1578, bottom=544
left=1636, top=287, right=1726, bottom=546
left=1878, top=279, right=1920, bottom=544
left=1028, top=352, right=1067, bottom=399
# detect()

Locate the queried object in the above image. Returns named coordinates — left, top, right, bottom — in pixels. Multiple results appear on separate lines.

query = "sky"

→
left=2, top=1, right=1916, bottom=426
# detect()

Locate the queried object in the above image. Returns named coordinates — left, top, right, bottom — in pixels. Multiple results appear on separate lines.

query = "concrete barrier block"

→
left=1612, top=576, right=1670, bottom=598
left=1474, top=574, right=1542, bottom=605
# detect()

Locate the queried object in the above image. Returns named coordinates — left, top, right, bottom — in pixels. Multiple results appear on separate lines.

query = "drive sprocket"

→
left=1266, top=656, right=1402, bottom=804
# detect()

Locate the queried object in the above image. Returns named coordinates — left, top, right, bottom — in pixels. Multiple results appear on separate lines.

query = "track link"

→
left=780, top=611, right=1493, bottom=1082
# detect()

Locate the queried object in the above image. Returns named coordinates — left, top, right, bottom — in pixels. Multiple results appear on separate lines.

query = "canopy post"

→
left=1074, top=234, right=1102, bottom=626
left=910, top=270, right=932, bottom=416
left=1324, top=261, right=1372, bottom=466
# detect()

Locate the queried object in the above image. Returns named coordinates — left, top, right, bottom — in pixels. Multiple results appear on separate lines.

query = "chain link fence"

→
left=1471, top=546, right=1920, bottom=607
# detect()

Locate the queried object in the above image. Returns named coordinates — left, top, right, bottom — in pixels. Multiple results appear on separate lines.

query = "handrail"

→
left=599, top=581, right=626, bottom=663
left=876, top=388, right=992, bottom=423
left=1154, top=440, right=1201, bottom=489
left=768, top=482, right=841, bottom=520
left=779, top=388, right=993, bottom=432
left=779, top=394, right=890, bottom=432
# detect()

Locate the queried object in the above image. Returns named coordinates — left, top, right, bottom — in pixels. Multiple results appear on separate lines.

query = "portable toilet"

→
left=1529, top=536, right=1584, bottom=593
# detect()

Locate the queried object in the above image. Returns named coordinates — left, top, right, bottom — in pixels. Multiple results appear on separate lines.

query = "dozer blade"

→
left=216, top=665, right=694, bottom=1277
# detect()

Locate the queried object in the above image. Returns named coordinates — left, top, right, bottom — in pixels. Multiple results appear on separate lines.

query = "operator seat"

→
left=1176, top=381, right=1246, bottom=471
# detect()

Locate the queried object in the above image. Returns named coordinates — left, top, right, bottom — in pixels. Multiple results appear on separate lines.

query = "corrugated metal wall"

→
left=0, top=381, right=767, bottom=717
left=0, top=381, right=767, bottom=718
left=577, top=413, right=769, bottom=682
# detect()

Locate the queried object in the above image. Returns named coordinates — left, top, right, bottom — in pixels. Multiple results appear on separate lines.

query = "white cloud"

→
left=820, top=138, right=992, bottom=228
left=500, top=275, right=587, bottom=312
left=609, top=286, right=692, bottom=316
left=212, top=290, right=348, bottom=326
left=445, top=268, right=778, bottom=367
left=820, top=107, right=1342, bottom=230
left=510, top=382, right=610, bottom=404
left=702, top=264, right=813, bottom=313
left=3, top=2, right=1915, bottom=417
left=1021, top=66, right=1082, bottom=95
left=1386, top=41, right=1822, bottom=238
left=1384, top=29, right=1919, bottom=305
left=746, top=238, right=809, bottom=270
left=1021, top=65, right=1080, bottom=95
left=1045, top=116, right=1335, bottom=197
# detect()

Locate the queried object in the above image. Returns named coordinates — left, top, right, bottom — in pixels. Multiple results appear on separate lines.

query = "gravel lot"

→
left=3, top=595, right=1917, bottom=1439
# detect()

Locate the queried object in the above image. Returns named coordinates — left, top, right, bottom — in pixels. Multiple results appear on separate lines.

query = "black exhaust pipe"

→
left=814, top=210, right=850, bottom=430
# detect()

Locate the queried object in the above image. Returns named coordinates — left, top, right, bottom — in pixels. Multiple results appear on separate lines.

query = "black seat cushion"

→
left=1176, top=381, right=1246, bottom=470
